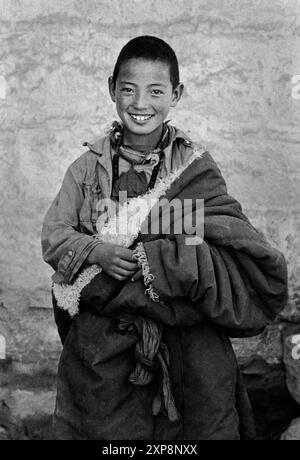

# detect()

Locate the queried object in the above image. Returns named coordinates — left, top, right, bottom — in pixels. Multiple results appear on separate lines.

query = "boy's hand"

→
left=88, top=243, right=139, bottom=281
left=131, top=269, right=143, bottom=282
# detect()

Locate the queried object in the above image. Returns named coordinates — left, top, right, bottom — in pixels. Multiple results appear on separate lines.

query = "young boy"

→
left=42, top=36, right=287, bottom=440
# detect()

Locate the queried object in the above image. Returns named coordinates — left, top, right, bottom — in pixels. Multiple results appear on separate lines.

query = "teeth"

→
left=130, top=114, right=153, bottom=121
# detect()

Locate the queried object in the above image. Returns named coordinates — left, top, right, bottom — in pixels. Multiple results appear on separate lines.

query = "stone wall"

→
left=0, top=0, right=299, bottom=439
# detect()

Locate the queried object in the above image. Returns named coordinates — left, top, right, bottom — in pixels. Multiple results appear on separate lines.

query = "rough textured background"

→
left=0, top=0, right=299, bottom=439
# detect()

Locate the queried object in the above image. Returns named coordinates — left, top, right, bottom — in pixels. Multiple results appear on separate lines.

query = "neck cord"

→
left=112, top=126, right=167, bottom=192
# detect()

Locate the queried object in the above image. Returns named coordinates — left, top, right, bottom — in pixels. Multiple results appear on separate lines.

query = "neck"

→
left=122, top=124, right=163, bottom=151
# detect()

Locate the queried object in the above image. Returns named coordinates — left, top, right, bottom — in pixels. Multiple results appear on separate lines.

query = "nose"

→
left=132, top=90, right=148, bottom=110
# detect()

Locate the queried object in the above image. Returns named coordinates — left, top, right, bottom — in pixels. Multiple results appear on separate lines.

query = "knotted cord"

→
left=118, top=315, right=180, bottom=422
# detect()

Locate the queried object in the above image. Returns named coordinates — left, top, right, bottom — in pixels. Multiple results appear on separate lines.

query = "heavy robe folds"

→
left=53, top=151, right=287, bottom=440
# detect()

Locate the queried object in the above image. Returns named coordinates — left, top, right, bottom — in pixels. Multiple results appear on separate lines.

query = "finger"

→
left=111, top=273, right=128, bottom=281
left=117, top=247, right=136, bottom=262
left=117, top=259, right=139, bottom=271
left=114, top=266, right=136, bottom=278
left=131, top=269, right=143, bottom=282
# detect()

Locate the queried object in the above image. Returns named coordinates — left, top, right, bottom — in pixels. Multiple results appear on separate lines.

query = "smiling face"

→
left=109, top=58, right=184, bottom=148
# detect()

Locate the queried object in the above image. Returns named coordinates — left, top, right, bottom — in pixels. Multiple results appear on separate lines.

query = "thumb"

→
left=131, top=269, right=143, bottom=282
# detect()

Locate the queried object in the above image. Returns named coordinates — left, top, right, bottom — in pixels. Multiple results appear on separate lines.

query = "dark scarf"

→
left=110, top=122, right=172, bottom=199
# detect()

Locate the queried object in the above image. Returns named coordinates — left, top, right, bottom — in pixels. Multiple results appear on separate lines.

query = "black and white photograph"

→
left=0, top=0, right=299, bottom=444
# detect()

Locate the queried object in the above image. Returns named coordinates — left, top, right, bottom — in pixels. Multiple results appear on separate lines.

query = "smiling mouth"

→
left=129, top=114, right=154, bottom=122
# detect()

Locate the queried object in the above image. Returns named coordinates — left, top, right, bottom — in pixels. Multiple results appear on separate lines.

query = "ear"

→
left=170, top=82, right=184, bottom=108
left=108, top=76, right=116, bottom=102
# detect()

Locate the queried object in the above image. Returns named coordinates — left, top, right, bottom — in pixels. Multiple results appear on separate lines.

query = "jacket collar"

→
left=82, top=122, right=193, bottom=164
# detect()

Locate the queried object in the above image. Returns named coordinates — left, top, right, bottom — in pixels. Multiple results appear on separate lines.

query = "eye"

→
left=151, top=89, right=163, bottom=95
left=120, top=87, right=133, bottom=94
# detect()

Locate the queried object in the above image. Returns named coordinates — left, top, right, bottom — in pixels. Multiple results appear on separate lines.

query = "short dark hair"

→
left=112, top=35, right=180, bottom=89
